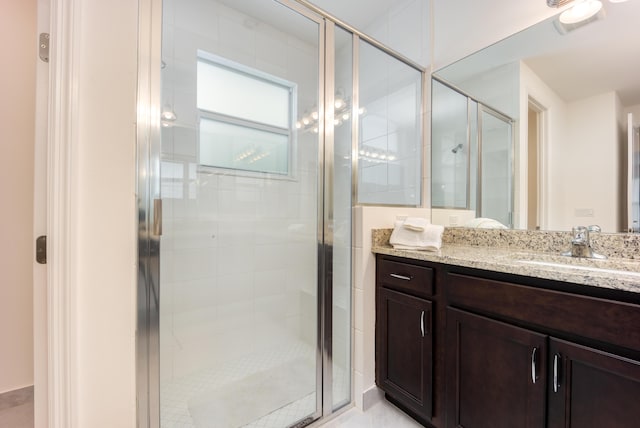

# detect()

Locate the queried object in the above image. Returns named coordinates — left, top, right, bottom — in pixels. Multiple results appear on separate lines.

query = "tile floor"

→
left=0, top=365, right=420, bottom=428
left=0, top=386, right=34, bottom=428
left=318, top=400, right=423, bottom=428
left=161, top=340, right=350, bottom=428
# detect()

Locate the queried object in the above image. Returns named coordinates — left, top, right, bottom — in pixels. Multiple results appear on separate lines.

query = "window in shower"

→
left=196, top=52, right=295, bottom=175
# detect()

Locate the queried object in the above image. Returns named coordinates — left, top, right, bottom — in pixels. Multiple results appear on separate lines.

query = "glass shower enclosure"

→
left=137, top=0, right=354, bottom=427
left=137, top=1, right=424, bottom=427
left=157, top=1, right=350, bottom=427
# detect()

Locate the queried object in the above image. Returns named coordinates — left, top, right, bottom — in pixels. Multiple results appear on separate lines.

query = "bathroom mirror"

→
left=431, top=0, right=640, bottom=233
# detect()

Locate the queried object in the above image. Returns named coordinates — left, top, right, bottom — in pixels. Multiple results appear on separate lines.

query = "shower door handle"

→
left=153, top=198, right=163, bottom=236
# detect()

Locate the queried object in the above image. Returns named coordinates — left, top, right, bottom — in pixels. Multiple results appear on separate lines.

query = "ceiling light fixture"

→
left=559, top=0, right=603, bottom=24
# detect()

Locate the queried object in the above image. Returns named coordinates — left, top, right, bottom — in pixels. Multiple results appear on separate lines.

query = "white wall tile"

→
left=172, top=338, right=220, bottom=379
left=354, top=329, right=364, bottom=374
left=170, top=247, right=217, bottom=282
left=171, top=219, right=218, bottom=250
left=172, top=278, right=217, bottom=312
left=216, top=272, right=253, bottom=305
left=253, top=319, right=290, bottom=352
left=254, top=269, right=287, bottom=298
left=354, top=288, right=364, bottom=332
left=353, top=371, right=364, bottom=410
left=212, top=324, right=255, bottom=365
left=351, top=206, right=432, bottom=409
left=255, top=294, right=289, bottom=323
left=174, top=0, right=221, bottom=39
left=217, top=244, right=255, bottom=277
left=253, top=243, right=290, bottom=271
left=217, top=301, right=254, bottom=332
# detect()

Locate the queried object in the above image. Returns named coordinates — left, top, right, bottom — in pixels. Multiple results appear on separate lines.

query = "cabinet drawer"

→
left=446, top=272, right=640, bottom=353
left=377, top=258, right=434, bottom=297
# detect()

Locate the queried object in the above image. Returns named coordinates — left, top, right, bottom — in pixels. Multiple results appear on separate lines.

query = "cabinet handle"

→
left=390, top=273, right=412, bottom=281
left=531, top=347, right=538, bottom=384
left=553, top=353, right=561, bottom=393
left=421, top=311, right=425, bottom=337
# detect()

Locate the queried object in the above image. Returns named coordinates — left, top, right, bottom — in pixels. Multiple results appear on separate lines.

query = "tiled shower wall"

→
left=160, top=0, right=320, bottom=382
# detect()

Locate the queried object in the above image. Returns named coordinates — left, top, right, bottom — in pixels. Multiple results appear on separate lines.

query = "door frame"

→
left=527, top=96, right=548, bottom=231
left=34, top=0, right=50, bottom=425
left=45, top=0, right=83, bottom=426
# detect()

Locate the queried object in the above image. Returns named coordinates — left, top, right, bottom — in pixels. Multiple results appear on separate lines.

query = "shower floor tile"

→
left=161, top=340, right=349, bottom=428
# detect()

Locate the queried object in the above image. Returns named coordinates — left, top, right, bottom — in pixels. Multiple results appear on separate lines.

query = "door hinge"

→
left=36, top=235, right=47, bottom=264
left=39, top=33, right=50, bottom=63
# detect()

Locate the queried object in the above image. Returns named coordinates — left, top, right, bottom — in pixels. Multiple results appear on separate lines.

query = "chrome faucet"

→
left=563, top=225, right=606, bottom=259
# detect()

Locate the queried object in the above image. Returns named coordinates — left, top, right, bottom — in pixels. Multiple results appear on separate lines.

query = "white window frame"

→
left=196, top=50, right=297, bottom=178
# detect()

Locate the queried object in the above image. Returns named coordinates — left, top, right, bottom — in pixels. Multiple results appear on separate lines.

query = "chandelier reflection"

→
left=296, top=90, right=366, bottom=134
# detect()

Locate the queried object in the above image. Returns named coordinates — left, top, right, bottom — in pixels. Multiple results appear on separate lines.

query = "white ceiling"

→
left=306, top=0, right=393, bottom=30
left=436, top=0, right=640, bottom=106
left=212, top=0, right=399, bottom=48
left=525, top=0, right=640, bottom=105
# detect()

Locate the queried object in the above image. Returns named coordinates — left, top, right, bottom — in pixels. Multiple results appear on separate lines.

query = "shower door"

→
left=154, top=1, right=344, bottom=427
left=478, top=106, right=513, bottom=227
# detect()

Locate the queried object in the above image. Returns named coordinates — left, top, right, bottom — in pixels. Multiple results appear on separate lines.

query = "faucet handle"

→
left=572, top=226, right=588, bottom=243
left=587, top=225, right=601, bottom=233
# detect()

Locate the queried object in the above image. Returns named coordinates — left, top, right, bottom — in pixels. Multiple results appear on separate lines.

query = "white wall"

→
left=549, top=92, right=621, bottom=232
left=430, top=208, right=475, bottom=227
left=519, top=64, right=623, bottom=232
left=0, top=0, right=35, bottom=394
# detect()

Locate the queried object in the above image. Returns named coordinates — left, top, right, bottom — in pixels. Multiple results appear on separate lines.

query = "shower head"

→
left=451, top=144, right=463, bottom=154
left=547, top=0, right=573, bottom=7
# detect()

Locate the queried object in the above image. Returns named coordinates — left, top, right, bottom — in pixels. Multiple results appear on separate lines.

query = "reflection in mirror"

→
left=431, top=79, right=513, bottom=228
left=431, top=1, right=640, bottom=233
left=431, top=80, right=471, bottom=211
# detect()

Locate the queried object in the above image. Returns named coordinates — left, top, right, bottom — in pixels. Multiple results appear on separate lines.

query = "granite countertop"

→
left=372, top=228, right=640, bottom=294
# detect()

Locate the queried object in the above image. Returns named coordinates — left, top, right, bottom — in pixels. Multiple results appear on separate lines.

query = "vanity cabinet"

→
left=445, top=271, right=640, bottom=428
left=374, top=254, right=640, bottom=428
left=376, top=257, right=436, bottom=424
left=445, top=308, right=546, bottom=428
left=547, top=338, right=640, bottom=428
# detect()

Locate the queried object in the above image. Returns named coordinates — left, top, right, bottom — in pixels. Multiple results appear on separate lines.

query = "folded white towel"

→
left=402, top=217, right=429, bottom=232
left=390, top=220, right=444, bottom=251
left=464, top=217, right=508, bottom=229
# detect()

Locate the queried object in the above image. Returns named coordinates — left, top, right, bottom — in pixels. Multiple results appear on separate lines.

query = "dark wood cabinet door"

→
left=376, top=287, right=433, bottom=420
left=548, top=338, right=640, bottom=428
left=445, top=308, right=547, bottom=428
